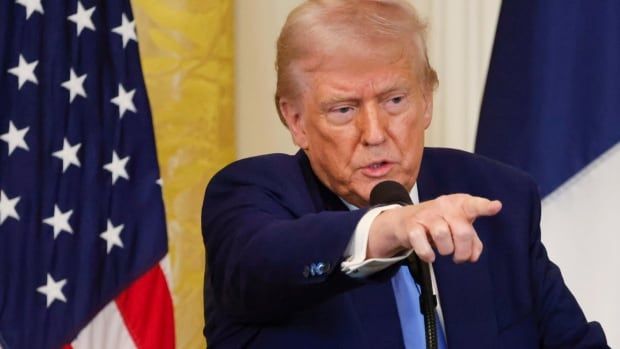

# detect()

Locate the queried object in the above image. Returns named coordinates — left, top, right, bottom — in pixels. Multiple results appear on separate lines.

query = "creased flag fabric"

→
left=476, top=1, right=619, bottom=347
left=0, top=0, right=175, bottom=348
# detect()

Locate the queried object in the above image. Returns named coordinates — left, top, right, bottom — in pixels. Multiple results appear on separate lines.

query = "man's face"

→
left=281, top=51, right=432, bottom=207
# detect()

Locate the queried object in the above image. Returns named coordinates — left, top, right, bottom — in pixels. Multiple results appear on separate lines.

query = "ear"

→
left=279, top=97, right=309, bottom=149
left=422, top=92, right=433, bottom=130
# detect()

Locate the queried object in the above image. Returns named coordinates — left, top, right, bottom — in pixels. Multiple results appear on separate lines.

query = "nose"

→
left=359, top=103, right=387, bottom=146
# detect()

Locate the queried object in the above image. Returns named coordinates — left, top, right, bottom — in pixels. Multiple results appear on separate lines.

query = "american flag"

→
left=0, top=0, right=175, bottom=348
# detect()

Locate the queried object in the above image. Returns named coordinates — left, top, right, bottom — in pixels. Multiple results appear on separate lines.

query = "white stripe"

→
left=159, top=254, right=173, bottom=291
left=71, top=300, right=137, bottom=349
left=541, top=142, right=620, bottom=348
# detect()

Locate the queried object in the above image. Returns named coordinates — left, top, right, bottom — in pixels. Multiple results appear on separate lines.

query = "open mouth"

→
left=362, top=161, right=393, bottom=177
left=369, top=161, right=387, bottom=169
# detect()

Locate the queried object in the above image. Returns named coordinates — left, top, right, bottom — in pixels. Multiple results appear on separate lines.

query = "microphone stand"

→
left=369, top=180, right=439, bottom=349
left=407, top=254, right=438, bottom=349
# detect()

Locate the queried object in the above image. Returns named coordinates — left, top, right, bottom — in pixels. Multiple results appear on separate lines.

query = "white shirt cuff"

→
left=341, top=204, right=412, bottom=278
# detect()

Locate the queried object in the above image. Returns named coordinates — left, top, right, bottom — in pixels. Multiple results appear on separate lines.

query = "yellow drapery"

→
left=132, top=1, right=235, bottom=347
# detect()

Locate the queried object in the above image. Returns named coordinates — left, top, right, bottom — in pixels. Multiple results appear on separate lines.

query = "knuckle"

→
left=453, top=249, right=470, bottom=263
left=417, top=249, right=434, bottom=261
left=437, top=244, right=454, bottom=255
left=431, top=228, right=448, bottom=241
left=435, top=195, right=449, bottom=207
left=408, top=224, right=426, bottom=238
left=453, top=227, right=473, bottom=241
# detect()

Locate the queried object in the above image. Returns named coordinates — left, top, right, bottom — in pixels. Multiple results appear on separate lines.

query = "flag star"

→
left=112, top=13, right=137, bottom=48
left=61, top=68, right=87, bottom=103
left=156, top=178, right=163, bottom=187
left=43, top=205, right=73, bottom=239
left=1, top=121, right=29, bottom=156
left=100, top=219, right=124, bottom=254
left=52, top=138, right=81, bottom=173
left=16, top=0, right=44, bottom=19
left=103, top=151, right=130, bottom=184
left=0, top=190, right=20, bottom=225
left=67, top=1, right=96, bottom=36
left=8, top=54, right=38, bottom=90
left=110, top=84, right=137, bottom=119
left=37, top=274, right=67, bottom=308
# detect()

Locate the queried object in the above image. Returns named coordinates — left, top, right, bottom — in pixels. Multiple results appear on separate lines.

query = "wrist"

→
left=367, top=208, right=405, bottom=258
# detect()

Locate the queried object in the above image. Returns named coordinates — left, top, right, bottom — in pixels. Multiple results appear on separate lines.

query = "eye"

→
left=326, top=105, right=355, bottom=125
left=336, top=106, right=353, bottom=114
left=390, top=96, right=403, bottom=104
left=385, top=94, right=408, bottom=113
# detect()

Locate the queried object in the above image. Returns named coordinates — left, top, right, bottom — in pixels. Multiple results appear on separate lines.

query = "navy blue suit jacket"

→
left=202, top=148, right=607, bottom=348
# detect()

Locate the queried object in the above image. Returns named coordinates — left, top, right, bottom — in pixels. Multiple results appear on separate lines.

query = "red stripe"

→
left=63, top=345, right=73, bottom=349
left=115, top=265, right=175, bottom=349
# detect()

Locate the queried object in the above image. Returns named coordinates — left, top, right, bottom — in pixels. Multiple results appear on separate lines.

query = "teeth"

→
left=371, top=163, right=381, bottom=169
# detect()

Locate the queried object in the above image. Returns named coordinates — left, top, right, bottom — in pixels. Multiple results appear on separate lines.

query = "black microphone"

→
left=369, top=180, right=438, bottom=349
left=370, top=180, right=414, bottom=206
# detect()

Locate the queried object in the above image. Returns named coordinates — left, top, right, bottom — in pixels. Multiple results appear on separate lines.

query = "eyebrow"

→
left=320, top=95, right=359, bottom=108
left=318, top=78, right=412, bottom=109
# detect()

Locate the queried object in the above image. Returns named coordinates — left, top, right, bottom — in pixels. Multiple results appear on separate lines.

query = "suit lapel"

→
left=418, top=149, right=500, bottom=348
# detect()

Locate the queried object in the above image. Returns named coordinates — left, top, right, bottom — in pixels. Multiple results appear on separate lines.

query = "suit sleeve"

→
left=202, top=164, right=392, bottom=323
left=527, top=183, right=609, bottom=348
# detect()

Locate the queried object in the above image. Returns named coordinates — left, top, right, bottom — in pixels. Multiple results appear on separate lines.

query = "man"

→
left=202, top=0, right=608, bottom=348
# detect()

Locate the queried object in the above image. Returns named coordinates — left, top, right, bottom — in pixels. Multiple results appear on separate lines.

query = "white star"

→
left=110, top=84, right=136, bottom=119
left=67, top=1, right=95, bottom=36
left=36, top=274, right=67, bottom=308
left=16, top=0, right=44, bottom=19
left=156, top=178, right=163, bottom=187
left=112, top=13, right=137, bottom=48
left=0, top=190, right=20, bottom=225
left=100, top=219, right=124, bottom=254
left=42, top=205, right=73, bottom=239
left=52, top=138, right=81, bottom=173
left=61, top=68, right=87, bottom=103
left=7, top=54, right=38, bottom=90
left=103, top=151, right=130, bottom=184
left=0, top=121, right=29, bottom=156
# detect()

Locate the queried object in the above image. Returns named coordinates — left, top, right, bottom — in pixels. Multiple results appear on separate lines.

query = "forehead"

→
left=298, top=51, right=419, bottom=100
left=292, top=33, right=425, bottom=93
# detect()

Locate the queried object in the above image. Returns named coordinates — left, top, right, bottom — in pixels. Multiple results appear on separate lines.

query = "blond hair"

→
left=274, top=0, right=438, bottom=125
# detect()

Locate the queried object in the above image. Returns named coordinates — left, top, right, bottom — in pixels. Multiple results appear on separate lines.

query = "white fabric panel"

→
left=71, top=300, right=137, bottom=349
left=541, top=142, right=620, bottom=348
left=411, top=0, right=501, bottom=151
left=160, top=254, right=173, bottom=291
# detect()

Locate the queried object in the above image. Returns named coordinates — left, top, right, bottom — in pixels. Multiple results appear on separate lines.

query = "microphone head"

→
left=369, top=180, right=413, bottom=206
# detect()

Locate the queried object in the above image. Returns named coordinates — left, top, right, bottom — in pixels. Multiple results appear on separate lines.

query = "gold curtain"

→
left=132, top=1, right=235, bottom=348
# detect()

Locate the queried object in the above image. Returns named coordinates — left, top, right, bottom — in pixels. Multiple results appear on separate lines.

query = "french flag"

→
left=476, top=1, right=619, bottom=347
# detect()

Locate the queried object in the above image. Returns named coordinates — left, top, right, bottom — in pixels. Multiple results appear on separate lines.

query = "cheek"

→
left=308, top=126, right=359, bottom=177
left=311, top=123, right=359, bottom=157
left=390, top=112, right=425, bottom=164
left=391, top=113, right=421, bottom=144
left=320, top=141, right=356, bottom=175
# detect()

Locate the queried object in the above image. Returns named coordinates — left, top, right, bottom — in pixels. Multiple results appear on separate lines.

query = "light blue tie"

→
left=391, top=265, right=448, bottom=349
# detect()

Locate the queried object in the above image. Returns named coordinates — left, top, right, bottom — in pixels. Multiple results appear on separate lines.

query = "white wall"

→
left=234, top=0, right=501, bottom=158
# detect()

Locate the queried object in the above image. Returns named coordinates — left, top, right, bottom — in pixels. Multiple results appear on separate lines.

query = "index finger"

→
left=462, top=196, right=502, bottom=221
